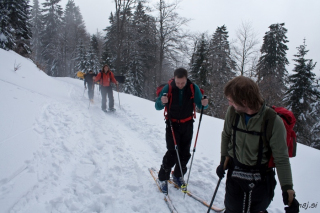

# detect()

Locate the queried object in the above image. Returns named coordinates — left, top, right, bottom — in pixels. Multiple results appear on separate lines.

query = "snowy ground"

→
left=0, top=49, right=319, bottom=212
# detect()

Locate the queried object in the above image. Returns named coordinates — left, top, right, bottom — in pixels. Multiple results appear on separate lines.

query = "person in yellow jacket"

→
left=94, top=64, right=118, bottom=112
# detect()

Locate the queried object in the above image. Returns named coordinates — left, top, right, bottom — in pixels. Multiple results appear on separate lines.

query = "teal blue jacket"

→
left=155, top=83, right=208, bottom=110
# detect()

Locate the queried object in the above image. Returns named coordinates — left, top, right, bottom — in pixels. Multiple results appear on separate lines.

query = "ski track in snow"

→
left=0, top=76, right=276, bottom=213
left=4, top=80, right=171, bottom=213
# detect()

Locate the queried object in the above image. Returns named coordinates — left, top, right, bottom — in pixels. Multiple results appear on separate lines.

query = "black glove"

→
left=282, top=191, right=289, bottom=205
left=284, top=198, right=299, bottom=213
left=216, top=164, right=225, bottom=179
left=283, top=191, right=299, bottom=213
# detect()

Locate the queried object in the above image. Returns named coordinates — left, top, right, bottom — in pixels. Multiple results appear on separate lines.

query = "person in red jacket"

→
left=94, top=64, right=118, bottom=111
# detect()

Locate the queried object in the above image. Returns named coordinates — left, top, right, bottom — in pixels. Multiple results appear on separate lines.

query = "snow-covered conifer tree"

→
left=62, top=0, right=88, bottom=76
left=256, top=23, right=289, bottom=106
left=190, top=33, right=209, bottom=89
left=0, top=0, right=14, bottom=50
left=0, top=0, right=32, bottom=55
left=207, top=25, right=236, bottom=118
left=285, top=40, right=320, bottom=147
left=30, top=0, right=44, bottom=66
left=40, top=0, right=63, bottom=76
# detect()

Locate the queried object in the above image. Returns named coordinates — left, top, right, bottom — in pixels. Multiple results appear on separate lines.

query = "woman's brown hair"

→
left=224, top=76, right=264, bottom=111
left=102, top=64, right=110, bottom=72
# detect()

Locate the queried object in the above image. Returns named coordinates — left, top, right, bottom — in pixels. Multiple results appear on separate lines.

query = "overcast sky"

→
left=39, top=0, right=320, bottom=77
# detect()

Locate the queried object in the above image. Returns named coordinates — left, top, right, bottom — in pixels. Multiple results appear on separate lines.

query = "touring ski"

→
left=149, top=168, right=178, bottom=213
left=151, top=168, right=223, bottom=212
left=168, top=178, right=224, bottom=212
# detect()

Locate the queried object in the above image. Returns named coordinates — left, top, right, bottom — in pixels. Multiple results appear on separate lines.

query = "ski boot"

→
left=157, top=179, right=168, bottom=195
left=172, top=174, right=187, bottom=192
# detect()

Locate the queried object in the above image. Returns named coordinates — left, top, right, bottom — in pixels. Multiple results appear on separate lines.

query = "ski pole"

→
left=185, top=95, right=207, bottom=197
left=207, top=178, right=221, bottom=213
left=207, top=156, right=229, bottom=212
left=117, top=84, right=121, bottom=109
left=164, top=93, right=186, bottom=192
left=83, top=87, right=85, bottom=97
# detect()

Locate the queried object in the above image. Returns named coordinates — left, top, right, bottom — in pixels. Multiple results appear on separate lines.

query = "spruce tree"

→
left=30, top=0, right=43, bottom=65
left=0, top=0, right=14, bottom=50
left=256, top=23, right=289, bottom=106
left=41, top=0, right=63, bottom=76
left=310, top=92, right=320, bottom=149
left=0, top=0, right=32, bottom=55
left=101, top=41, right=113, bottom=69
left=124, top=1, right=157, bottom=98
left=75, top=40, right=87, bottom=73
left=102, top=13, right=116, bottom=68
left=207, top=25, right=236, bottom=118
left=285, top=40, right=320, bottom=147
left=62, top=0, right=80, bottom=76
left=9, top=0, right=32, bottom=56
left=190, top=33, right=209, bottom=89
left=86, top=35, right=100, bottom=73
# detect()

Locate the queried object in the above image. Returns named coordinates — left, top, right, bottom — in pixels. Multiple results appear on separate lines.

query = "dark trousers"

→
left=101, top=86, right=114, bottom=110
left=87, top=83, right=94, bottom=100
left=158, top=120, right=193, bottom=181
left=224, top=167, right=277, bottom=213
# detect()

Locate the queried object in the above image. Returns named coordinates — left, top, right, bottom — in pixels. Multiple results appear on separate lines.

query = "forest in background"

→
left=1, top=0, right=319, bottom=149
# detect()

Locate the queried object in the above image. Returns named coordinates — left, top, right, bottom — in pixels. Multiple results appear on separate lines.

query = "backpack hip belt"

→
left=166, top=116, right=193, bottom=124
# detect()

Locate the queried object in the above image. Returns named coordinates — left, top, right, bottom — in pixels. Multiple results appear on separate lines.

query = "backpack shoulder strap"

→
left=100, top=71, right=103, bottom=84
left=190, top=83, right=195, bottom=98
left=261, top=107, right=277, bottom=167
left=189, top=83, right=196, bottom=118
left=164, top=79, right=174, bottom=119
left=229, top=106, right=237, bottom=126
left=262, top=107, right=277, bottom=143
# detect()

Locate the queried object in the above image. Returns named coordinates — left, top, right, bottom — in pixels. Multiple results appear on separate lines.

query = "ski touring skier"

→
left=84, top=70, right=97, bottom=103
left=155, top=68, right=208, bottom=195
left=216, top=76, right=299, bottom=213
left=93, top=64, right=118, bottom=112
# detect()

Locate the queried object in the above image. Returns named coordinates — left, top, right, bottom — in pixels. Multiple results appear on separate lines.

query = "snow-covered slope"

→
left=0, top=49, right=318, bottom=212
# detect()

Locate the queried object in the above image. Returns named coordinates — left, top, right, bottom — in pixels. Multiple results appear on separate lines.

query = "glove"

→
left=284, top=198, right=299, bottom=213
left=283, top=191, right=300, bottom=213
left=216, top=164, right=225, bottom=179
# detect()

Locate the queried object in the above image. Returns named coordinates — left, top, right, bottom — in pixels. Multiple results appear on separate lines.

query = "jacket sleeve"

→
left=193, top=84, right=208, bottom=110
left=155, top=85, right=169, bottom=110
left=269, top=116, right=293, bottom=191
left=110, top=72, right=117, bottom=84
left=94, top=72, right=101, bottom=83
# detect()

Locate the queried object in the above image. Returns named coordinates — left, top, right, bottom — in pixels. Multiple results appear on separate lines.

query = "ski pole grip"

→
left=203, top=95, right=207, bottom=99
left=162, top=93, right=168, bottom=107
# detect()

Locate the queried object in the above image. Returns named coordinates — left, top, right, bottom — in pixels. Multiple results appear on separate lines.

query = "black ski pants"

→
left=224, top=166, right=277, bottom=213
left=101, top=86, right=114, bottom=110
left=87, top=83, right=94, bottom=100
left=158, top=120, right=193, bottom=181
